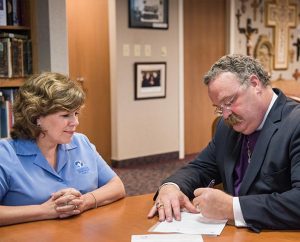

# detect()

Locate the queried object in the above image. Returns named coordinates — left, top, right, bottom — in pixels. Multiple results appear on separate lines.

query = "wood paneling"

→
left=271, top=80, right=300, bottom=98
left=66, top=0, right=111, bottom=162
left=184, top=0, right=227, bottom=154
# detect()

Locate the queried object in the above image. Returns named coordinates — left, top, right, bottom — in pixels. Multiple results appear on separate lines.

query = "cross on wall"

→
left=293, top=38, right=300, bottom=61
left=293, top=69, right=300, bottom=81
left=238, top=18, right=258, bottom=56
left=251, top=0, right=260, bottom=21
left=266, top=0, right=297, bottom=69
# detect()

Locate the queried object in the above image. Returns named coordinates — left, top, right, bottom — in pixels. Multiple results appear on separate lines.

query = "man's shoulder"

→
left=282, top=99, right=300, bottom=120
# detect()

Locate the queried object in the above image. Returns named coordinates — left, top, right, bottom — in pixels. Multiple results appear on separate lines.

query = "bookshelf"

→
left=0, top=0, right=34, bottom=88
left=0, top=0, right=34, bottom=138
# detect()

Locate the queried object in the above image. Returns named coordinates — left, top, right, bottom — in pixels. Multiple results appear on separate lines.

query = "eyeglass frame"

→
left=213, top=84, right=245, bottom=116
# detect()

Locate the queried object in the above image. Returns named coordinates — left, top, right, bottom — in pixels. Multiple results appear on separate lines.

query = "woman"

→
left=0, top=72, right=125, bottom=226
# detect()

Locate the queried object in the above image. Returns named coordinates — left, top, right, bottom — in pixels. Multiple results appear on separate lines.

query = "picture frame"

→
left=134, top=62, right=166, bottom=100
left=266, top=1, right=297, bottom=70
left=128, top=0, right=169, bottom=29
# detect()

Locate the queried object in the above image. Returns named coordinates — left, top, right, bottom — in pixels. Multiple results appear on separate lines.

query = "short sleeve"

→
left=75, top=134, right=117, bottom=187
left=0, top=141, right=13, bottom=203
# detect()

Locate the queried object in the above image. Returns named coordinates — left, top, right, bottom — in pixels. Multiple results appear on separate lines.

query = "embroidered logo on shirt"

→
left=74, top=160, right=89, bottom=174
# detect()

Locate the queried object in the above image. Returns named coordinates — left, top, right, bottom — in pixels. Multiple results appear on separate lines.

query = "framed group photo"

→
left=134, top=62, right=166, bottom=100
left=128, top=0, right=169, bottom=29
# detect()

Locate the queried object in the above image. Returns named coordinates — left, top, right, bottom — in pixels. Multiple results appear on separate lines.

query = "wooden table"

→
left=0, top=193, right=299, bottom=242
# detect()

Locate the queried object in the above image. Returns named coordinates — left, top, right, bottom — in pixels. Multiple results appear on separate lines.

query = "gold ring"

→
left=155, top=202, right=164, bottom=209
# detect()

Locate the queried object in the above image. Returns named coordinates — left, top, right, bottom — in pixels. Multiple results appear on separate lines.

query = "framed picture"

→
left=134, top=62, right=166, bottom=100
left=266, top=1, right=297, bottom=69
left=129, top=0, right=169, bottom=29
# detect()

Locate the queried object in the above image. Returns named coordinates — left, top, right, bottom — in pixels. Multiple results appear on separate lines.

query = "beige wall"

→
left=110, top=0, right=180, bottom=160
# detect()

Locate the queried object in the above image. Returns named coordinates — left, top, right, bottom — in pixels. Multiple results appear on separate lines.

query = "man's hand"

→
left=147, top=184, right=198, bottom=222
left=193, top=188, right=234, bottom=220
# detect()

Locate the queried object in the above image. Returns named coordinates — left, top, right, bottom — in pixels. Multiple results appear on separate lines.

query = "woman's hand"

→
left=50, top=188, right=84, bottom=218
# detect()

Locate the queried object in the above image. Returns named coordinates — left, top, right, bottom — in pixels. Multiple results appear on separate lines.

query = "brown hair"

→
left=11, top=72, right=86, bottom=139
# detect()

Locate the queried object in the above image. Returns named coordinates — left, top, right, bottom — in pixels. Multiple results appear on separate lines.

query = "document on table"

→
left=150, top=212, right=227, bottom=236
left=131, top=234, right=203, bottom=242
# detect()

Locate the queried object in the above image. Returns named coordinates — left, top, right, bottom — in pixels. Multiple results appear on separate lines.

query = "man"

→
left=147, top=54, right=300, bottom=232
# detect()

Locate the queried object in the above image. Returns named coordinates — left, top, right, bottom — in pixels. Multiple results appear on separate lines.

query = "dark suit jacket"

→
left=163, top=89, right=300, bottom=231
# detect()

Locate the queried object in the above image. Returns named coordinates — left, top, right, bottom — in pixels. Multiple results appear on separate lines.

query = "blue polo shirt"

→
left=0, top=133, right=116, bottom=206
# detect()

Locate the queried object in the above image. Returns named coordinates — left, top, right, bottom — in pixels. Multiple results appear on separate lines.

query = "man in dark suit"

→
left=148, top=54, right=300, bottom=232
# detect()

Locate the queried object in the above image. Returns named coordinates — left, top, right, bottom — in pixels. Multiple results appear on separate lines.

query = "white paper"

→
left=131, top=234, right=203, bottom=242
left=150, top=212, right=227, bottom=236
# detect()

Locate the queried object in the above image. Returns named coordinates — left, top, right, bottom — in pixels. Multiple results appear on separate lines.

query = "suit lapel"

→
left=238, top=121, right=277, bottom=195
left=224, top=132, right=243, bottom=195
left=238, top=89, right=284, bottom=195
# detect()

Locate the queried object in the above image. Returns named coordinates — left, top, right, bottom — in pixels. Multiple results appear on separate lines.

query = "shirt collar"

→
left=257, top=91, right=278, bottom=130
left=12, top=139, right=78, bottom=156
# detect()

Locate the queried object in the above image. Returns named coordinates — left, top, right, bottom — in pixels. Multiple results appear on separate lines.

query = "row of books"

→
left=0, top=0, right=25, bottom=26
left=0, top=88, right=17, bottom=138
left=0, top=32, right=33, bottom=77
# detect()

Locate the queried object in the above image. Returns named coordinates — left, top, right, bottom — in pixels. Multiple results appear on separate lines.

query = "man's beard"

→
left=224, top=113, right=243, bottom=126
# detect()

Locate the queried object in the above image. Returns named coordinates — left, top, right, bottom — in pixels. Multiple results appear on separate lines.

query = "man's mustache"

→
left=225, top=113, right=243, bottom=126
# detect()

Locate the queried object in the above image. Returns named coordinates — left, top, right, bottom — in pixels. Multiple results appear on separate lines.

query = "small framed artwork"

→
left=129, top=0, right=169, bottom=29
left=134, top=62, right=166, bottom=100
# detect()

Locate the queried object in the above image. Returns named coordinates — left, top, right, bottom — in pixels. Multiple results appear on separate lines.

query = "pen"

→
left=207, top=179, right=215, bottom=188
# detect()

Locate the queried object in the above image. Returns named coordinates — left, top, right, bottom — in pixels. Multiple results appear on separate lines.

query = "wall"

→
left=230, top=0, right=300, bottom=81
left=48, top=0, right=68, bottom=73
left=35, top=0, right=68, bottom=74
left=35, top=0, right=50, bottom=71
left=34, top=0, right=300, bottom=162
left=110, top=0, right=180, bottom=161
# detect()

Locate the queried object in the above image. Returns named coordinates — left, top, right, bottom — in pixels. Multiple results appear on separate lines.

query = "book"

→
left=18, top=0, right=26, bottom=25
left=11, top=37, right=23, bottom=77
left=0, top=91, right=3, bottom=137
left=0, top=0, right=7, bottom=26
left=6, top=0, right=12, bottom=25
left=23, top=39, right=32, bottom=75
left=0, top=38, right=12, bottom=77
left=0, top=39, right=8, bottom=76
left=0, top=97, right=8, bottom=138
left=5, top=99, right=11, bottom=137
left=0, top=88, right=15, bottom=137
left=12, top=0, right=20, bottom=26
left=0, top=37, right=32, bottom=78
left=1, top=88, right=15, bottom=104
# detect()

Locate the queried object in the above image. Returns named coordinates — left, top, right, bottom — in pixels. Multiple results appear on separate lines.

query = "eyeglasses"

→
left=213, top=85, right=242, bottom=116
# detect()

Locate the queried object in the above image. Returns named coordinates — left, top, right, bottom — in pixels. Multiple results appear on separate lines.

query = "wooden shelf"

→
left=0, top=78, right=26, bottom=88
left=0, top=25, right=31, bottom=31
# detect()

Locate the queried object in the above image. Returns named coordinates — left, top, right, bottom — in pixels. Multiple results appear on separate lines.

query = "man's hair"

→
left=203, top=54, right=271, bottom=86
left=11, top=72, right=86, bottom=139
